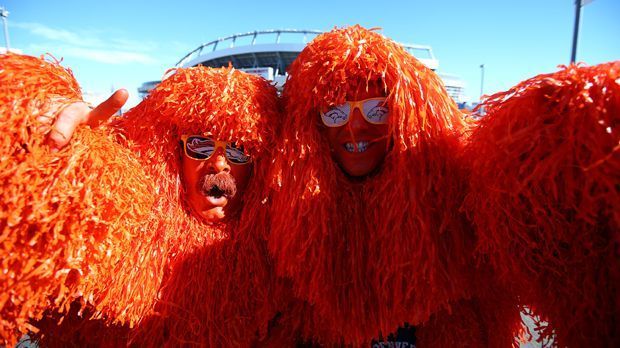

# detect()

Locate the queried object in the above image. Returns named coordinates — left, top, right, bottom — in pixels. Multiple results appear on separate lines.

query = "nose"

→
left=206, top=148, right=231, bottom=173
left=346, top=106, right=370, bottom=135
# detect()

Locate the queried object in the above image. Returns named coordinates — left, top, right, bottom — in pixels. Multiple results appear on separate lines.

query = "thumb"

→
left=87, top=89, right=129, bottom=127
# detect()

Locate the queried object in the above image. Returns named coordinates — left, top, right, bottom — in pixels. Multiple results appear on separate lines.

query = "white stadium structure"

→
left=139, top=29, right=466, bottom=104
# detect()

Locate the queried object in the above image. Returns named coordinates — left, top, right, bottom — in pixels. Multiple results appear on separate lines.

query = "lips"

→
left=205, top=196, right=228, bottom=207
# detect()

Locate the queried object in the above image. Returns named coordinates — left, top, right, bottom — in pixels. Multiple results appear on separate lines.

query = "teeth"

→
left=344, top=141, right=369, bottom=153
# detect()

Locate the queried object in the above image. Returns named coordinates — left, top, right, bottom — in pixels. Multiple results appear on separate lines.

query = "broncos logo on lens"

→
left=320, top=97, right=389, bottom=127
left=183, top=135, right=251, bottom=164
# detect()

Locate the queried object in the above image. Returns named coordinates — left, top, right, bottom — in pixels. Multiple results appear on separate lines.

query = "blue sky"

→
left=4, top=0, right=619, bottom=107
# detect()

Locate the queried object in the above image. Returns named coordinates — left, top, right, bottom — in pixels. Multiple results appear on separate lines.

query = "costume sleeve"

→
left=0, top=54, right=155, bottom=346
left=463, top=62, right=620, bottom=347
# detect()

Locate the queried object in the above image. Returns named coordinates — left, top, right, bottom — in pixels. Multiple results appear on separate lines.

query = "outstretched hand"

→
left=42, top=89, right=129, bottom=150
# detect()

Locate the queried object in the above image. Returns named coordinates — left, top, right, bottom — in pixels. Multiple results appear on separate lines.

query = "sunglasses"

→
left=320, top=97, right=389, bottom=128
left=180, top=135, right=251, bottom=165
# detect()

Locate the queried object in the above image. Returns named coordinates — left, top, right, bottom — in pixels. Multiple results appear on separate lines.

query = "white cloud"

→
left=14, top=21, right=159, bottom=65
left=64, top=47, right=157, bottom=64
left=27, top=43, right=157, bottom=65
left=13, top=22, right=102, bottom=47
left=110, top=38, right=158, bottom=52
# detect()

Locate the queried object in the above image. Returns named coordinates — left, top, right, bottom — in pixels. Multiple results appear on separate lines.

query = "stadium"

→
left=139, top=29, right=466, bottom=103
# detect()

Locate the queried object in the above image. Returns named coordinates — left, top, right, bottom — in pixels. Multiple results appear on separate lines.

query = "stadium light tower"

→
left=571, top=0, right=594, bottom=63
left=0, top=6, right=9, bottom=51
left=479, top=64, right=485, bottom=101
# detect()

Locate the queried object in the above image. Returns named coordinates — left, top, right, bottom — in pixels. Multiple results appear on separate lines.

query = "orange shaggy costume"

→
left=465, top=62, right=620, bottom=347
left=0, top=53, right=154, bottom=346
left=115, top=64, right=282, bottom=347
left=265, top=26, right=521, bottom=346
left=0, top=54, right=282, bottom=347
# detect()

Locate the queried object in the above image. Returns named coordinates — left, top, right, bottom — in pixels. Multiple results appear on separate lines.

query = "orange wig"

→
left=266, top=26, right=504, bottom=345
left=465, top=62, right=620, bottom=347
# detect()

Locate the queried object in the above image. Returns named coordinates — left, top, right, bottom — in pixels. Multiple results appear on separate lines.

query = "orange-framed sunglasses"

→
left=320, top=97, right=389, bottom=127
left=180, top=135, right=251, bottom=165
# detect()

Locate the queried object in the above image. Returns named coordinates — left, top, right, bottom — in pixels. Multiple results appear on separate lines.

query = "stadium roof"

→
left=176, top=29, right=439, bottom=73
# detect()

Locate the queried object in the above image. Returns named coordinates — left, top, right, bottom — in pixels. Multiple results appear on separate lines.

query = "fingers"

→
left=35, top=96, right=67, bottom=126
left=45, top=89, right=129, bottom=151
left=87, top=89, right=129, bottom=127
left=47, top=102, right=92, bottom=150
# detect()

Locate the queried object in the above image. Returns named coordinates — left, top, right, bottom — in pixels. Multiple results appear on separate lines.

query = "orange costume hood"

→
left=266, top=26, right=481, bottom=344
left=84, top=66, right=280, bottom=332
left=115, top=66, right=282, bottom=347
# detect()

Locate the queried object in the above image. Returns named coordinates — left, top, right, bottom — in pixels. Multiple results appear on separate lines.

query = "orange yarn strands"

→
left=0, top=54, right=155, bottom=346
left=27, top=66, right=281, bottom=347
left=267, top=26, right=501, bottom=345
left=121, top=67, right=281, bottom=347
left=465, top=62, right=620, bottom=347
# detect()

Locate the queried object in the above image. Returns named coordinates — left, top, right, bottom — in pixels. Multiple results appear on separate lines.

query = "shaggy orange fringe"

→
left=84, top=64, right=281, bottom=331
left=0, top=53, right=155, bottom=346
left=1, top=55, right=283, bottom=346
left=465, top=62, right=620, bottom=347
left=117, top=66, right=282, bottom=347
left=266, top=25, right=520, bottom=345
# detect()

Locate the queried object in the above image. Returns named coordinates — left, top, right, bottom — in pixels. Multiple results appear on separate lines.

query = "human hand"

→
left=40, top=89, right=129, bottom=150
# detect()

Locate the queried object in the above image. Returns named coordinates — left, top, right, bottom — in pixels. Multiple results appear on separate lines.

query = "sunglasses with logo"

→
left=320, top=97, right=389, bottom=128
left=180, top=135, right=251, bottom=165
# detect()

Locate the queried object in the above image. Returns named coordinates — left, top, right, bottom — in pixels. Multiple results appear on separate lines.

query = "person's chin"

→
left=342, top=164, right=374, bottom=177
left=336, top=152, right=381, bottom=178
left=199, top=206, right=226, bottom=223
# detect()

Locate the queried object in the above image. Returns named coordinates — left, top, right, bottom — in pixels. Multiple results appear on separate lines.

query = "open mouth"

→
left=203, top=184, right=229, bottom=207
left=206, top=184, right=226, bottom=198
left=343, top=141, right=369, bottom=153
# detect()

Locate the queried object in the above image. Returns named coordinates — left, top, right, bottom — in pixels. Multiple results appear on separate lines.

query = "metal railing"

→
left=175, top=29, right=323, bottom=67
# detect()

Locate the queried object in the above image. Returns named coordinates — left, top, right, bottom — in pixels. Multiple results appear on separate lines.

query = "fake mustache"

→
left=199, top=172, right=238, bottom=198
